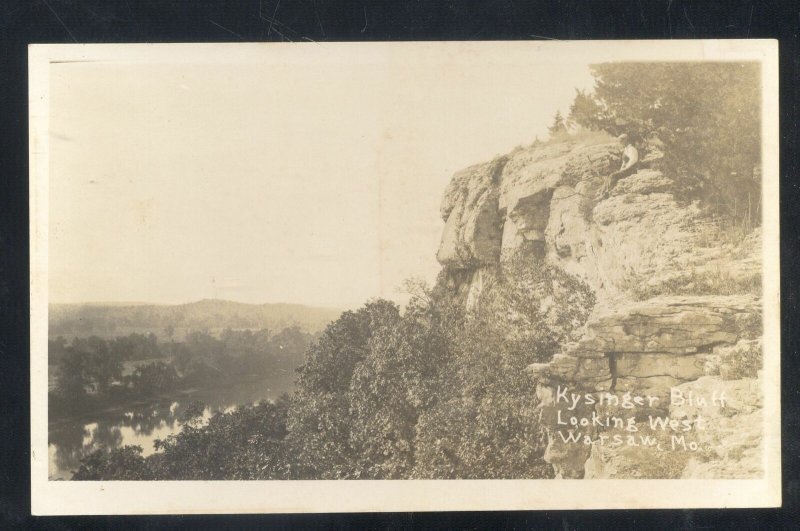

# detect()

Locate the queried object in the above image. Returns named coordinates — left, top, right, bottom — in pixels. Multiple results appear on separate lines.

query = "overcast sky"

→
left=48, top=43, right=595, bottom=309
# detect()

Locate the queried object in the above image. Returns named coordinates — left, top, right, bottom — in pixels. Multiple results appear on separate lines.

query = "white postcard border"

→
left=30, top=40, right=781, bottom=514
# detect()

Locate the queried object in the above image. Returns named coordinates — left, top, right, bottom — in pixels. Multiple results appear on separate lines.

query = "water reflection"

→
left=48, top=377, right=290, bottom=480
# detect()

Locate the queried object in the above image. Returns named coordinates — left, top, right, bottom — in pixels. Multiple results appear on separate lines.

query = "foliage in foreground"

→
left=74, top=254, right=595, bottom=480
left=73, top=397, right=291, bottom=480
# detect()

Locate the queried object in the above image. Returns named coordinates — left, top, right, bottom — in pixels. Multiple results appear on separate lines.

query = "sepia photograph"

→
left=29, top=40, right=780, bottom=513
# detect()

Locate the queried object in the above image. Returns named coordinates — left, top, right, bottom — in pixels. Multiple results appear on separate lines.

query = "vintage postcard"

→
left=30, top=40, right=780, bottom=514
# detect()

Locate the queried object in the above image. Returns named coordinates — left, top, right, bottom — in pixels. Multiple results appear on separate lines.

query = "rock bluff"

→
left=435, top=133, right=763, bottom=479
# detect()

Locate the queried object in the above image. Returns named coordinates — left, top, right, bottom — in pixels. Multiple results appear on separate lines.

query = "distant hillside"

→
left=49, top=299, right=342, bottom=339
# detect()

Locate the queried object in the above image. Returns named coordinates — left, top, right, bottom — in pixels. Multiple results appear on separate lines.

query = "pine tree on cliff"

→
left=567, top=89, right=604, bottom=131
left=547, top=110, right=567, bottom=136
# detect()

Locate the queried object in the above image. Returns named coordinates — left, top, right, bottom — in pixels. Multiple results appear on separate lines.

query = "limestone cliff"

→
left=435, top=132, right=763, bottom=479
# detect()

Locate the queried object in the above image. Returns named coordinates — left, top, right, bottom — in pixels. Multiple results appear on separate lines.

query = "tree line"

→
left=49, top=327, right=316, bottom=418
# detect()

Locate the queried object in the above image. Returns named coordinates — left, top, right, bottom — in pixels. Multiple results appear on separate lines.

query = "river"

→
left=48, top=377, right=292, bottom=480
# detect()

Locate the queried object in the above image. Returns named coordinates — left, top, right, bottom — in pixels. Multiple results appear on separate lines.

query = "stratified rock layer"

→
left=527, top=296, right=762, bottom=478
left=435, top=133, right=764, bottom=479
left=436, top=133, right=759, bottom=305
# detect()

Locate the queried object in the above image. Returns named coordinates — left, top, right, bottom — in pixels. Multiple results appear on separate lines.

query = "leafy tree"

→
left=55, top=348, right=92, bottom=400
left=269, top=326, right=311, bottom=368
left=346, top=290, right=456, bottom=479
left=48, top=336, right=69, bottom=365
left=127, top=361, right=179, bottom=394
left=110, top=332, right=161, bottom=361
left=413, top=249, right=594, bottom=479
left=174, top=331, right=226, bottom=383
left=56, top=336, right=123, bottom=398
left=72, top=445, right=151, bottom=480
left=286, top=300, right=401, bottom=479
left=146, top=396, right=290, bottom=480
left=72, top=396, right=291, bottom=480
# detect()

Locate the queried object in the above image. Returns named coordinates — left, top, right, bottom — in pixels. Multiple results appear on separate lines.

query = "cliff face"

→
left=435, top=133, right=763, bottom=479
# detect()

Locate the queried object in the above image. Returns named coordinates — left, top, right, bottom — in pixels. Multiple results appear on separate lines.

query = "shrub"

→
left=717, top=339, right=762, bottom=380
left=623, top=270, right=761, bottom=301
left=72, top=445, right=151, bottom=480
left=413, top=250, right=594, bottom=479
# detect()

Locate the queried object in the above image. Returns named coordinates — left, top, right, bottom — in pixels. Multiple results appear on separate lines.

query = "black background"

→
left=1, top=0, right=798, bottom=528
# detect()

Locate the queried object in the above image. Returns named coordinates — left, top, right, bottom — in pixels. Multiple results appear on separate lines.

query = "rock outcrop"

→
left=437, top=133, right=759, bottom=304
left=438, top=157, right=507, bottom=269
left=528, top=295, right=762, bottom=478
left=435, top=132, right=764, bottom=479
